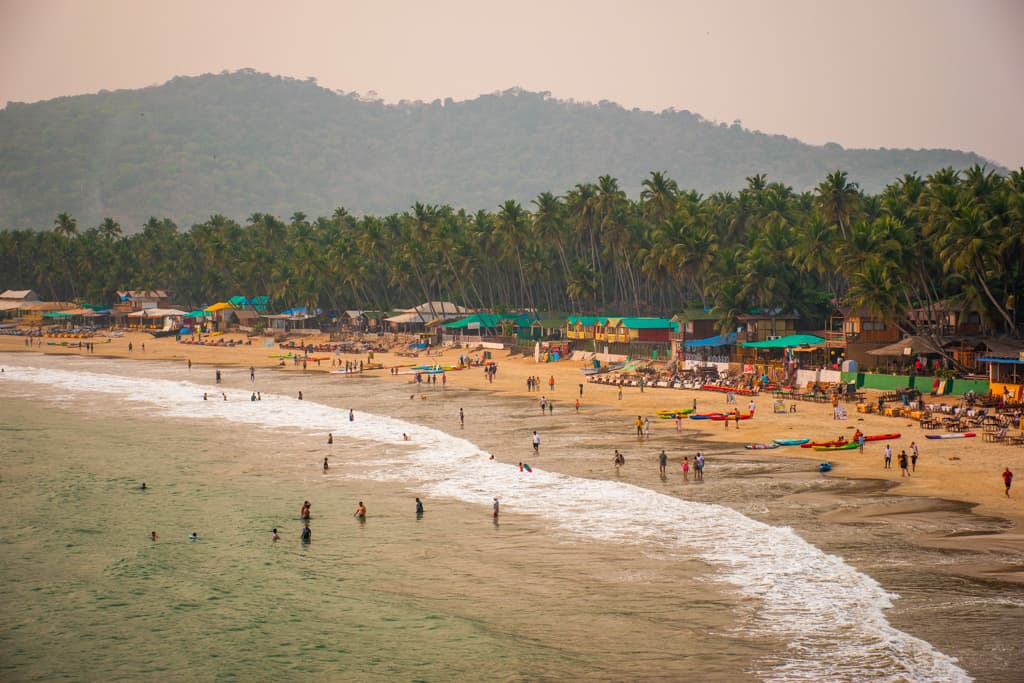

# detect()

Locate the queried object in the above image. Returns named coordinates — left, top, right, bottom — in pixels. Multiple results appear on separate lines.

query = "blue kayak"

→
left=773, top=438, right=810, bottom=446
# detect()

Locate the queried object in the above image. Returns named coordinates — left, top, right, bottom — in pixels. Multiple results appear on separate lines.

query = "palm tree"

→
left=53, top=212, right=78, bottom=239
left=814, top=171, right=860, bottom=239
left=494, top=199, right=533, bottom=310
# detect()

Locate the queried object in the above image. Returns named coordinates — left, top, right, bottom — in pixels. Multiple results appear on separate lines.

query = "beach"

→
left=2, top=332, right=1023, bottom=681
left=6, top=331, right=1022, bottom=534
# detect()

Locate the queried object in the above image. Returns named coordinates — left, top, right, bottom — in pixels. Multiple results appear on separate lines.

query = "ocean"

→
left=1, top=352, right=1021, bottom=682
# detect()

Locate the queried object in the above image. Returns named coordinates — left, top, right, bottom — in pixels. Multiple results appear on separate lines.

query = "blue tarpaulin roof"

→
left=684, top=333, right=736, bottom=348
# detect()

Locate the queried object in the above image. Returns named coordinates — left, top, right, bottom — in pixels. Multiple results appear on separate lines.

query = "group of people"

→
left=882, top=442, right=920, bottom=477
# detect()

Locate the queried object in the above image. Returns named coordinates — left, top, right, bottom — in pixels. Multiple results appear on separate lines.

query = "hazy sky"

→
left=1, top=0, right=1021, bottom=169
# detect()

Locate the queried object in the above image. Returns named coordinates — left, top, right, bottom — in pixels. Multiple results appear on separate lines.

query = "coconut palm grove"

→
left=2, top=167, right=1021, bottom=343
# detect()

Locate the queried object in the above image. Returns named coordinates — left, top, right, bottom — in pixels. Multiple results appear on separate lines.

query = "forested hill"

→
left=0, top=70, right=1001, bottom=232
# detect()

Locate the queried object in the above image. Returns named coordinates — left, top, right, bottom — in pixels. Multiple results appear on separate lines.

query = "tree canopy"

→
left=2, top=167, right=1021, bottom=340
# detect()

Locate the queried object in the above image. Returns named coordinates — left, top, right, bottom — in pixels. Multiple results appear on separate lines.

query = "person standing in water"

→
left=659, top=450, right=668, bottom=476
left=301, top=524, right=311, bottom=542
left=354, top=501, right=366, bottom=519
left=150, top=531, right=157, bottom=542
left=349, top=409, right=354, bottom=422
left=460, top=407, right=465, bottom=427
left=415, top=497, right=424, bottom=515
left=272, top=528, right=280, bottom=541
left=532, top=431, right=540, bottom=452
left=327, top=433, right=333, bottom=445
left=323, top=457, right=329, bottom=473
left=492, top=498, right=500, bottom=519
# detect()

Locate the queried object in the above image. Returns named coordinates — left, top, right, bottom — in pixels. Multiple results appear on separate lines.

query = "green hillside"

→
left=0, top=70, right=1001, bottom=232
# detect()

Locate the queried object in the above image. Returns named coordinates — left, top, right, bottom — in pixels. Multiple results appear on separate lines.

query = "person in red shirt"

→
left=1003, top=468, right=1014, bottom=497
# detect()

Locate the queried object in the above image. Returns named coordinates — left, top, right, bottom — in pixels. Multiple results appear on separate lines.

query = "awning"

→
left=977, top=357, right=1024, bottom=365
left=684, top=333, right=736, bottom=348
left=742, top=334, right=825, bottom=349
left=204, top=302, right=235, bottom=313
left=866, top=335, right=947, bottom=356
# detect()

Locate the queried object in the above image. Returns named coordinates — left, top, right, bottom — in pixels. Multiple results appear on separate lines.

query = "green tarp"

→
left=742, top=334, right=825, bottom=348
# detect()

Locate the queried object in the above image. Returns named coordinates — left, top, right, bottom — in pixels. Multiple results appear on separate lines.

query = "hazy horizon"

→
left=1, top=0, right=1022, bottom=169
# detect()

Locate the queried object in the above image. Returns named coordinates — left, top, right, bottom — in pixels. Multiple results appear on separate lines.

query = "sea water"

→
left=0, top=352, right=1017, bottom=681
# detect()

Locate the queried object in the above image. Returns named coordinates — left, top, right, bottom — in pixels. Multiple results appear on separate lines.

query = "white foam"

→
left=1, top=361, right=972, bottom=682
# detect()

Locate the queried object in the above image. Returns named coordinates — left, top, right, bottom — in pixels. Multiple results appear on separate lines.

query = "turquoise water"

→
left=1, top=353, right=1020, bottom=681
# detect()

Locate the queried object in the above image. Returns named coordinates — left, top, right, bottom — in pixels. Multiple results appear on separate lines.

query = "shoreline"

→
left=4, top=330, right=1022, bottom=582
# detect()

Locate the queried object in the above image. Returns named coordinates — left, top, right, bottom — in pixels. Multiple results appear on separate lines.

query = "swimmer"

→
left=301, top=524, right=311, bottom=542
left=140, top=482, right=147, bottom=490
left=188, top=532, right=198, bottom=542
left=298, top=391, right=303, bottom=400
left=402, top=433, right=410, bottom=441
left=301, top=501, right=311, bottom=519
left=354, top=501, right=366, bottom=519
left=272, top=528, right=280, bottom=541
left=150, top=531, right=157, bottom=542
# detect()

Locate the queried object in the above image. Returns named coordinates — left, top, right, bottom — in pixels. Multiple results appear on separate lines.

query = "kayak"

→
left=813, top=442, right=859, bottom=451
left=657, top=409, right=694, bottom=419
left=709, top=413, right=753, bottom=421
left=925, top=432, right=977, bottom=439
left=689, top=413, right=728, bottom=420
left=773, top=438, right=810, bottom=446
left=802, top=439, right=851, bottom=449
left=864, top=433, right=900, bottom=442
left=744, top=443, right=780, bottom=450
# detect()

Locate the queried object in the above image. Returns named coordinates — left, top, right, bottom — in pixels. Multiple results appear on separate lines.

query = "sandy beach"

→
left=5, top=330, right=1023, bottom=577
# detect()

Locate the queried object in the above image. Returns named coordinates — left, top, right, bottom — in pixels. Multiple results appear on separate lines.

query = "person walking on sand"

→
left=858, top=433, right=865, bottom=454
left=618, top=384, right=623, bottom=401
left=575, top=398, right=580, bottom=413
left=643, top=417, right=651, bottom=439
left=910, top=442, right=919, bottom=472
left=659, top=449, right=668, bottom=476
left=532, top=431, right=540, bottom=452
left=1004, top=467, right=1014, bottom=497
left=549, top=375, right=555, bottom=391
left=884, top=444, right=892, bottom=469
left=460, top=407, right=465, bottom=427
left=899, top=450, right=911, bottom=477
left=636, top=416, right=643, bottom=438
